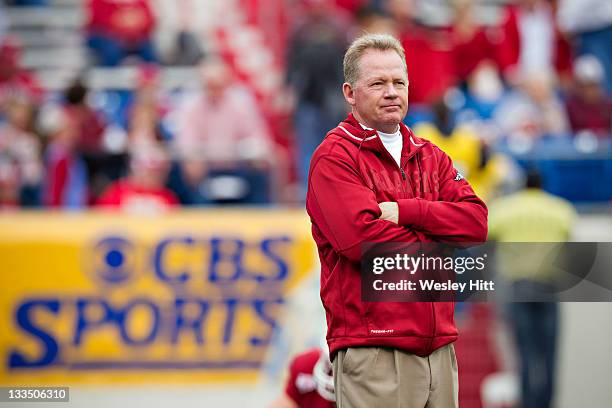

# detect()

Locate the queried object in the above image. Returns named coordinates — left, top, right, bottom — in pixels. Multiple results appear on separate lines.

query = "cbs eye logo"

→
left=85, top=236, right=139, bottom=286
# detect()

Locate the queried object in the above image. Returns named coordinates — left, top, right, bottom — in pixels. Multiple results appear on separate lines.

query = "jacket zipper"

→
left=417, top=151, right=436, bottom=352
left=376, top=133, right=436, bottom=353
left=374, top=136, right=408, bottom=193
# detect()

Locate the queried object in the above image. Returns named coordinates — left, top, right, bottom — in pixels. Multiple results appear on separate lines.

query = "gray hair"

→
left=343, top=33, right=407, bottom=86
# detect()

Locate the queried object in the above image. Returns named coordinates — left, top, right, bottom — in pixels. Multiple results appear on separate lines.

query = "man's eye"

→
left=371, top=82, right=383, bottom=86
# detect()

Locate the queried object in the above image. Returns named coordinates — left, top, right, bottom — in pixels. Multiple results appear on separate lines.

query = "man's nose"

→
left=383, top=83, right=398, bottom=98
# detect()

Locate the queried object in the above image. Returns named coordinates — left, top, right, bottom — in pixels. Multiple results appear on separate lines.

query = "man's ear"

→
left=342, top=82, right=356, bottom=107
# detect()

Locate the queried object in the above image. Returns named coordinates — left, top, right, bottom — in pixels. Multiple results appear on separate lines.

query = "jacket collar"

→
left=330, top=113, right=428, bottom=159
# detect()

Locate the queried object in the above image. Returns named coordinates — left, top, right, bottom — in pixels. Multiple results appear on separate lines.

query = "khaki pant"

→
left=332, top=344, right=458, bottom=408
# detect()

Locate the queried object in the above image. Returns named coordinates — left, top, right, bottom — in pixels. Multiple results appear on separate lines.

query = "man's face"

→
left=130, top=145, right=170, bottom=189
left=343, top=49, right=409, bottom=133
left=202, top=63, right=229, bottom=104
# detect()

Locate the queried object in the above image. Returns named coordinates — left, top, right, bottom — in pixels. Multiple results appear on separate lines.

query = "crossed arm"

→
left=307, top=150, right=487, bottom=262
left=379, top=152, right=487, bottom=243
left=378, top=193, right=487, bottom=244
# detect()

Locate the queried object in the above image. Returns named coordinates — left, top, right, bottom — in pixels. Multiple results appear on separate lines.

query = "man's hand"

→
left=379, top=202, right=399, bottom=224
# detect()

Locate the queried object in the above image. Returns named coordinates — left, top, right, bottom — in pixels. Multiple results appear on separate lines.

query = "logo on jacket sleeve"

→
left=454, top=171, right=464, bottom=182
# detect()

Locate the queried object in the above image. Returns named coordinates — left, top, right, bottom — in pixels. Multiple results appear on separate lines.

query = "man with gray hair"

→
left=306, top=33, right=488, bottom=407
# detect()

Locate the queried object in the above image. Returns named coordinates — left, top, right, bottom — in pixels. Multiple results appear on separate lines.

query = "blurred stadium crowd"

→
left=0, top=0, right=611, bottom=211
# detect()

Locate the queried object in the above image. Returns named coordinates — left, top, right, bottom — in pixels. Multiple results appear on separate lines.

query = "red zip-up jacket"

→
left=306, top=113, right=488, bottom=358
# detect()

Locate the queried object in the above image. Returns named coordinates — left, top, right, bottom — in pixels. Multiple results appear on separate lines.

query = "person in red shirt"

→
left=97, top=142, right=178, bottom=213
left=268, top=348, right=335, bottom=408
left=565, top=55, right=612, bottom=138
left=496, top=0, right=573, bottom=84
left=387, top=0, right=455, bottom=105
left=63, top=78, right=107, bottom=154
left=450, top=0, right=497, bottom=84
left=85, top=0, right=157, bottom=66
left=0, top=37, right=43, bottom=109
left=306, top=33, right=487, bottom=407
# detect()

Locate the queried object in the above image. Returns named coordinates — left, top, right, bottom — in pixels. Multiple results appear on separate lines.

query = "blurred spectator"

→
left=73, top=66, right=168, bottom=202
left=63, top=78, right=106, bottom=154
left=0, top=96, right=42, bottom=206
left=565, top=55, right=612, bottom=138
left=286, top=0, right=349, bottom=191
left=60, top=78, right=129, bottom=204
left=558, top=0, right=612, bottom=94
left=97, top=142, right=178, bottom=213
left=388, top=0, right=455, bottom=105
left=43, top=110, right=89, bottom=208
left=450, top=0, right=496, bottom=84
left=497, top=0, right=573, bottom=85
left=126, top=64, right=169, bottom=145
left=170, top=47, right=280, bottom=207
left=417, top=100, right=482, bottom=177
left=85, top=0, right=157, bottom=66
left=173, top=58, right=275, bottom=204
left=385, top=0, right=416, bottom=34
left=267, top=347, right=335, bottom=408
left=0, top=37, right=43, bottom=113
left=128, top=93, right=164, bottom=145
left=493, top=70, right=569, bottom=139
left=354, top=6, right=397, bottom=36
left=488, top=170, right=577, bottom=408
left=459, top=61, right=507, bottom=122
left=415, top=100, right=510, bottom=201
left=175, top=58, right=274, bottom=164
left=0, top=154, right=19, bottom=208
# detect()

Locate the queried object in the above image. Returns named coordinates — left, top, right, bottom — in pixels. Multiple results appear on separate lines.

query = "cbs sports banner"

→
left=0, top=210, right=317, bottom=385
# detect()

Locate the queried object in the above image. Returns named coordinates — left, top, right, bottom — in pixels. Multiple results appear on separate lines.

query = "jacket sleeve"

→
left=307, top=152, right=430, bottom=263
left=397, top=148, right=488, bottom=243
